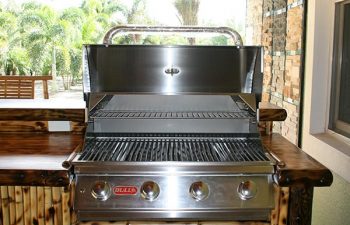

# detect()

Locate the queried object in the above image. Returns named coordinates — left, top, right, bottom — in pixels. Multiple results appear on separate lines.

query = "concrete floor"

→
left=34, top=78, right=84, bottom=101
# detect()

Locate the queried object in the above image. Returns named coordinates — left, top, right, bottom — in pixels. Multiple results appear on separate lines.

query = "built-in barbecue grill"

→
left=71, top=26, right=275, bottom=222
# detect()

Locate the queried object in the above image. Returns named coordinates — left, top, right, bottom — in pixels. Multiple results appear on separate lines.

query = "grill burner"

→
left=79, top=135, right=270, bottom=162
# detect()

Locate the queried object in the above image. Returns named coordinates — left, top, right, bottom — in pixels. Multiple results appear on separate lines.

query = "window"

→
left=329, top=0, right=350, bottom=138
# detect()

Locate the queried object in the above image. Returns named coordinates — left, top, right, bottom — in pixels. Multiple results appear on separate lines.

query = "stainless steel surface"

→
left=74, top=26, right=274, bottom=221
left=82, top=45, right=263, bottom=96
left=77, top=210, right=272, bottom=221
left=78, top=135, right=269, bottom=163
left=189, top=181, right=209, bottom=201
left=93, top=118, right=254, bottom=133
left=74, top=93, right=275, bottom=221
left=237, top=180, right=258, bottom=200
left=91, top=181, right=112, bottom=201
left=72, top=161, right=275, bottom=175
left=140, top=181, right=160, bottom=201
left=102, top=25, right=243, bottom=46
left=74, top=175, right=274, bottom=221
left=89, top=94, right=257, bottom=134
left=97, top=95, right=245, bottom=112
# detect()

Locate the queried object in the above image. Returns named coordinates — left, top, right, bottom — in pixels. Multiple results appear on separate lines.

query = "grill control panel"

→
left=76, top=175, right=274, bottom=211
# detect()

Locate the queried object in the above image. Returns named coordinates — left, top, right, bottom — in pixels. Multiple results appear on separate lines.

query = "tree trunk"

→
left=188, top=37, right=196, bottom=45
left=51, top=46, right=58, bottom=93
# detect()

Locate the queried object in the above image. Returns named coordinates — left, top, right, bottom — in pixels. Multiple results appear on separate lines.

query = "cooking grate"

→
left=91, top=111, right=251, bottom=119
left=78, top=135, right=269, bottom=162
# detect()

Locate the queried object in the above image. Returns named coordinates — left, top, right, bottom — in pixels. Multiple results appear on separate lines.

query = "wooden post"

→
left=61, top=187, right=70, bottom=225
left=0, top=186, right=2, bottom=225
left=37, top=187, right=45, bottom=225
left=266, top=121, right=273, bottom=135
left=8, top=187, right=15, bottom=225
left=22, top=187, right=31, bottom=225
left=52, top=187, right=62, bottom=225
left=278, top=187, right=290, bottom=225
left=30, top=80, right=35, bottom=99
left=270, top=185, right=281, bottom=225
left=30, top=187, right=38, bottom=225
left=0, top=187, right=9, bottom=225
left=288, top=186, right=314, bottom=225
left=15, top=186, right=24, bottom=225
left=42, top=80, right=49, bottom=99
left=44, top=187, right=53, bottom=225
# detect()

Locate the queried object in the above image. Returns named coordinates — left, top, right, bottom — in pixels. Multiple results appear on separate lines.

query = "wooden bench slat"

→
left=0, top=75, right=52, bottom=99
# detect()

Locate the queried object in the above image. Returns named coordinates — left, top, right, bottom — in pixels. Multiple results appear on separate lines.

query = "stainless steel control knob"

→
left=237, top=180, right=257, bottom=200
left=140, top=181, right=160, bottom=201
left=91, top=181, right=111, bottom=201
left=189, top=181, right=209, bottom=201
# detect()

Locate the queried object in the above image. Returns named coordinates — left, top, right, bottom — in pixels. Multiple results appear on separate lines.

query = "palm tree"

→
left=19, top=4, right=82, bottom=91
left=107, top=0, right=149, bottom=44
left=0, top=7, right=25, bottom=75
left=174, top=0, right=200, bottom=45
left=59, top=7, right=85, bottom=86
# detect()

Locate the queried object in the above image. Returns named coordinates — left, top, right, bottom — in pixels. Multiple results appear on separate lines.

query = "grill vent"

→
left=78, top=136, right=269, bottom=162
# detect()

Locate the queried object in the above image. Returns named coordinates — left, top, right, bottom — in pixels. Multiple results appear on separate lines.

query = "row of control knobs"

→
left=91, top=180, right=257, bottom=201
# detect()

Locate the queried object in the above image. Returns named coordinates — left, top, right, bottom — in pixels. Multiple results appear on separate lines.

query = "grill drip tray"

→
left=78, top=134, right=270, bottom=163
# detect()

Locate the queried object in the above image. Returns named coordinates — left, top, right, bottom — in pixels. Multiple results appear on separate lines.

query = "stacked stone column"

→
left=246, top=0, right=305, bottom=145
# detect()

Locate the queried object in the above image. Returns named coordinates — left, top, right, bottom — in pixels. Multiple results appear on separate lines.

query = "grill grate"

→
left=78, top=136, right=269, bottom=162
left=91, top=111, right=251, bottom=119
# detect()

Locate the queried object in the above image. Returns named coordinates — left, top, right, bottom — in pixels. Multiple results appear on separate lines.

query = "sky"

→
left=1, top=0, right=246, bottom=27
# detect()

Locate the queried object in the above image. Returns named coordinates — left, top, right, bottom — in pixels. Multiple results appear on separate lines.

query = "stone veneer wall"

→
left=246, top=0, right=305, bottom=145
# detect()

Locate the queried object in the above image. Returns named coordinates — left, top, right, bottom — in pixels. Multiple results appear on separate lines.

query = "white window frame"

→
left=329, top=0, right=350, bottom=138
left=302, top=0, right=350, bottom=182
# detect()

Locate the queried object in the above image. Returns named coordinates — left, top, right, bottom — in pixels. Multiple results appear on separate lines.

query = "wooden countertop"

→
left=0, top=132, right=332, bottom=188
left=262, top=134, right=333, bottom=187
left=0, top=132, right=83, bottom=186
left=0, top=99, right=86, bottom=122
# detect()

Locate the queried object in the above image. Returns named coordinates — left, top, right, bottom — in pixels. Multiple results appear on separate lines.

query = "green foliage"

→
left=8, top=47, right=30, bottom=75
left=0, top=0, right=150, bottom=87
left=0, top=0, right=244, bottom=86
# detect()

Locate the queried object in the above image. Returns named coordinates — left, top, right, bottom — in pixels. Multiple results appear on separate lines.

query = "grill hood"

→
left=83, top=45, right=263, bottom=99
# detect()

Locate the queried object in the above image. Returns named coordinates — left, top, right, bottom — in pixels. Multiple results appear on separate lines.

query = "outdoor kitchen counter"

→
left=0, top=132, right=332, bottom=188
left=0, top=99, right=85, bottom=186
left=0, top=132, right=83, bottom=186
left=0, top=133, right=332, bottom=225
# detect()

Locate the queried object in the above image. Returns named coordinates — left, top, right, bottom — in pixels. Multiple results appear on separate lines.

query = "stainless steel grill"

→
left=79, top=135, right=269, bottom=162
left=72, top=26, right=275, bottom=222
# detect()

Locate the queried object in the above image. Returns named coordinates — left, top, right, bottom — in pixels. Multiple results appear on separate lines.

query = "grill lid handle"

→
left=102, top=25, right=243, bottom=46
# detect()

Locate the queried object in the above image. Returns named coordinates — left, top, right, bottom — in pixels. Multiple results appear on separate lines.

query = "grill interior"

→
left=78, top=134, right=270, bottom=162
